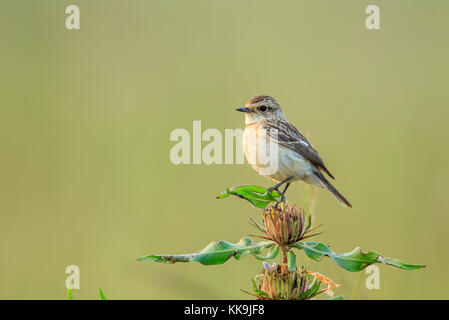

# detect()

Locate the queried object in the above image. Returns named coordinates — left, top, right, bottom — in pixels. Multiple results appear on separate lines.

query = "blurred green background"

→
left=0, top=0, right=448, bottom=299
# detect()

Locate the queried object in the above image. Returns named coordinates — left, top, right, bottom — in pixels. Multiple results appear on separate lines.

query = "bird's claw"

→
left=268, top=186, right=286, bottom=205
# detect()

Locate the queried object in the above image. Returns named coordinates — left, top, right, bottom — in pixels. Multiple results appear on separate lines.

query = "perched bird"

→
left=236, top=95, right=352, bottom=208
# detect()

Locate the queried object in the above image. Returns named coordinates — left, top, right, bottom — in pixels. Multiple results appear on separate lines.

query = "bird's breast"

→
left=242, top=125, right=315, bottom=182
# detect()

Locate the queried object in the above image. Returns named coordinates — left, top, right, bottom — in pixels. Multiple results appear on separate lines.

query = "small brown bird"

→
left=236, top=95, right=352, bottom=208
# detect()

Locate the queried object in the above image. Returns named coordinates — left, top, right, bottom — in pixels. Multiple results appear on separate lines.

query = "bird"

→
left=236, top=95, right=352, bottom=208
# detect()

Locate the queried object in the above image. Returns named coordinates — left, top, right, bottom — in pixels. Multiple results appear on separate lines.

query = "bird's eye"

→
left=259, top=105, right=268, bottom=112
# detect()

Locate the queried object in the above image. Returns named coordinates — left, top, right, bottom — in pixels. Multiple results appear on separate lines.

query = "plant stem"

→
left=282, top=249, right=288, bottom=265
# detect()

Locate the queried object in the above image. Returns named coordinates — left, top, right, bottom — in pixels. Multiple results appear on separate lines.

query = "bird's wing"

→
left=261, top=120, right=335, bottom=179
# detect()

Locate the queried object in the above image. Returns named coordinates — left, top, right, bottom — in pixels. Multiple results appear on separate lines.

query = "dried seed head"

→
left=255, top=204, right=320, bottom=246
left=249, top=265, right=329, bottom=300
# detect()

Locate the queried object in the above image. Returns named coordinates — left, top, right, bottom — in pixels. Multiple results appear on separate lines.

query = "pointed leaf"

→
left=306, top=213, right=312, bottom=231
left=98, top=288, right=107, bottom=300
left=216, top=185, right=281, bottom=209
left=294, top=241, right=425, bottom=272
left=287, top=251, right=296, bottom=272
left=138, top=238, right=276, bottom=265
left=251, top=279, right=269, bottom=297
left=252, top=245, right=280, bottom=261
left=300, top=279, right=320, bottom=300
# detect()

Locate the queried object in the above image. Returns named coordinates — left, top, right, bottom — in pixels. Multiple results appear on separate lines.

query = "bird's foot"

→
left=268, top=186, right=286, bottom=204
left=268, top=177, right=293, bottom=204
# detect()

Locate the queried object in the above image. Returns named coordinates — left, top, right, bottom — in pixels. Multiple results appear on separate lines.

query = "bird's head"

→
left=236, top=95, right=285, bottom=124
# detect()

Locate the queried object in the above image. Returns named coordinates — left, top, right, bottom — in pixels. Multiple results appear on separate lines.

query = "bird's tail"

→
left=314, top=171, right=352, bottom=209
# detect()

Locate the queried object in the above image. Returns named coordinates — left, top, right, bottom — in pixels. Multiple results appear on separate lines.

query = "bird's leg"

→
left=282, top=182, right=291, bottom=194
left=280, top=182, right=291, bottom=202
left=268, top=176, right=294, bottom=203
left=269, top=176, right=294, bottom=193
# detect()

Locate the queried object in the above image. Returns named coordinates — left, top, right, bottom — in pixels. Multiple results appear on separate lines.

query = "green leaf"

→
left=287, top=251, right=296, bottom=272
left=306, top=213, right=312, bottom=231
left=251, top=279, right=269, bottom=297
left=252, top=245, right=280, bottom=260
left=216, top=185, right=281, bottom=209
left=251, top=279, right=258, bottom=291
left=99, top=288, right=107, bottom=300
left=329, top=296, right=344, bottom=300
left=312, top=279, right=322, bottom=296
left=67, top=288, right=73, bottom=300
left=138, top=237, right=277, bottom=265
left=294, top=241, right=425, bottom=272
left=300, top=279, right=320, bottom=300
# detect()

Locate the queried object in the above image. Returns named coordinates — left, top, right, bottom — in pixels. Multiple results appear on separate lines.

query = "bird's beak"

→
left=235, top=107, right=251, bottom=113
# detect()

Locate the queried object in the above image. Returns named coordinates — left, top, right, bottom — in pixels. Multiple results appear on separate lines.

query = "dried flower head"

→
left=251, top=204, right=322, bottom=247
left=246, top=264, right=331, bottom=300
